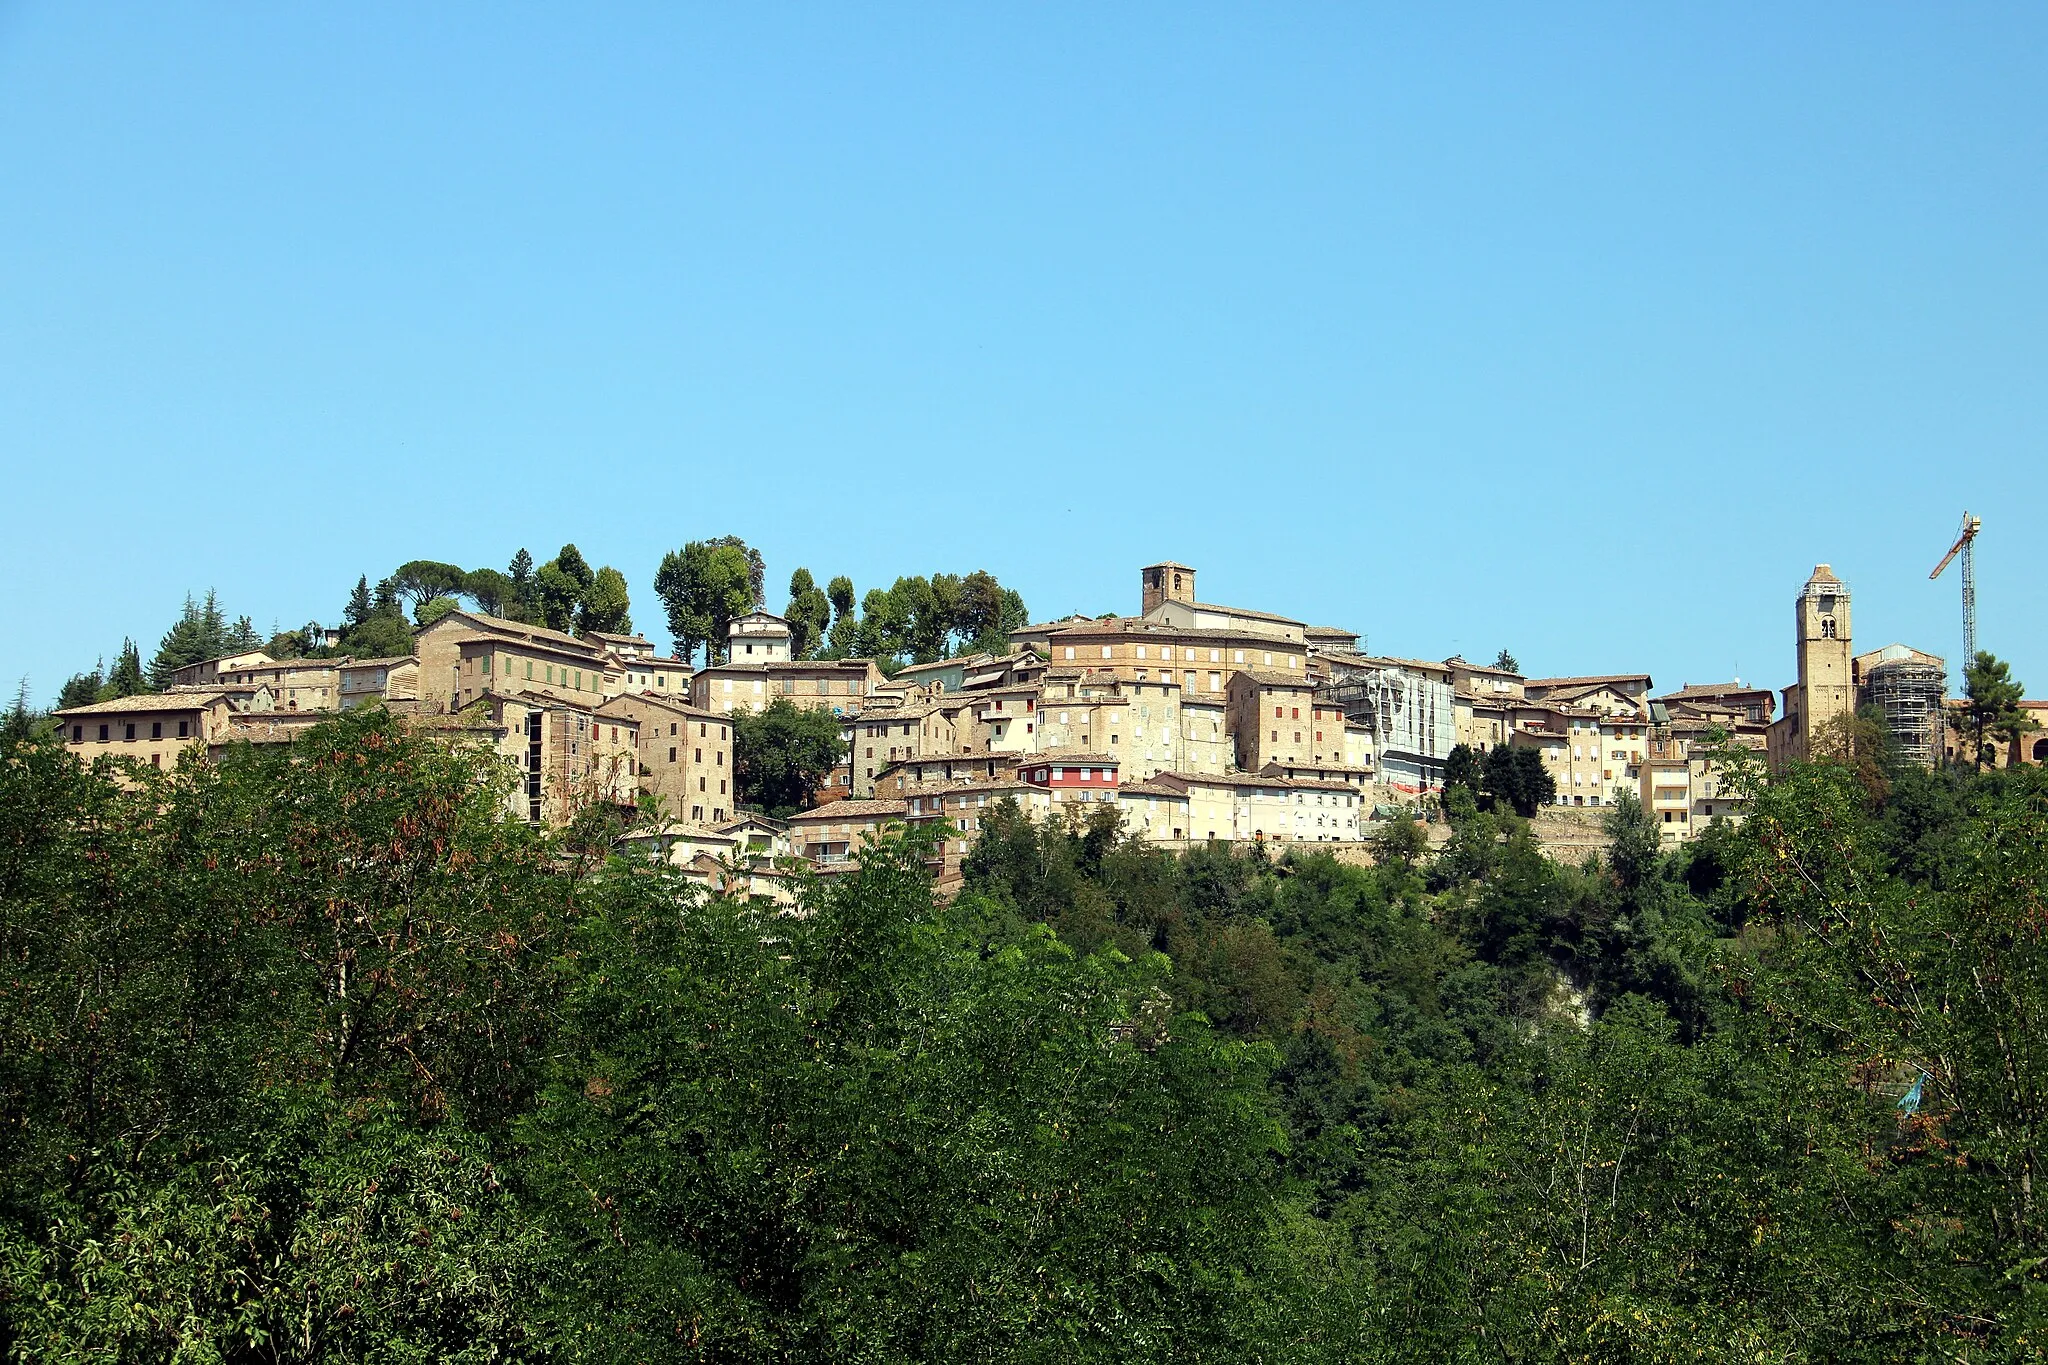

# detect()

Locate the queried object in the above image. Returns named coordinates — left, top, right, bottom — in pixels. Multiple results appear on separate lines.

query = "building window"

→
left=124, top=724, right=135, bottom=741
left=177, top=720, right=189, bottom=738
left=151, top=722, right=162, bottom=739
left=670, top=747, right=678, bottom=762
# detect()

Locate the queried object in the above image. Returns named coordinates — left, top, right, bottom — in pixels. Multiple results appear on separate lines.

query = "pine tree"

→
left=102, top=639, right=145, bottom=700
left=344, top=575, right=374, bottom=628
left=57, top=664, right=103, bottom=710
left=2, top=678, right=34, bottom=740
left=148, top=594, right=231, bottom=688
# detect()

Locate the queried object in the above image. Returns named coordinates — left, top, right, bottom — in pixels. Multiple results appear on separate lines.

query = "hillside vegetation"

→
left=3, top=711, right=2045, bottom=1360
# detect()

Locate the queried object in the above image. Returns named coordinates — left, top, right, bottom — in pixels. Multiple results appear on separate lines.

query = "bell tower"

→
left=1141, top=561, right=1197, bottom=615
left=1795, top=564, right=1854, bottom=747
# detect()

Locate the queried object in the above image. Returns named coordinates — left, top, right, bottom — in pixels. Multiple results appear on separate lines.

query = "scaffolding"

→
left=1323, top=659, right=1456, bottom=792
left=1865, top=659, right=1944, bottom=769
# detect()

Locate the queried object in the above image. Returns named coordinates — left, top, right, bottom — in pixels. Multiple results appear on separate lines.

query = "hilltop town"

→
left=49, top=555, right=2042, bottom=890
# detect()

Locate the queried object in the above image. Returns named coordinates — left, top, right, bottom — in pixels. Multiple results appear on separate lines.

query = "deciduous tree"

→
left=577, top=565, right=633, bottom=635
left=731, top=696, right=847, bottom=817
left=785, top=568, right=831, bottom=659
left=654, top=540, right=757, bottom=664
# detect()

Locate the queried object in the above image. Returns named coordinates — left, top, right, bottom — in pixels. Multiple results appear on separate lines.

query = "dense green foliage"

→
left=8, top=710, right=2048, bottom=1359
left=655, top=538, right=762, bottom=665
left=731, top=696, right=849, bottom=817
left=1442, top=740, right=1557, bottom=817
left=810, top=569, right=1030, bottom=666
left=145, top=591, right=265, bottom=688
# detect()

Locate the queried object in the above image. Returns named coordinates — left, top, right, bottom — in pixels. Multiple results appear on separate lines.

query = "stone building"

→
left=1766, top=565, right=1854, bottom=768
left=783, top=798, right=910, bottom=864
left=1149, top=771, right=1363, bottom=844
left=726, top=611, right=793, bottom=664
left=339, top=656, right=420, bottom=710
left=1852, top=644, right=1946, bottom=769
left=414, top=611, right=618, bottom=714
left=57, top=689, right=248, bottom=771
left=596, top=691, right=735, bottom=825
left=690, top=658, right=885, bottom=718
left=1522, top=674, right=1652, bottom=718
left=1320, top=655, right=1455, bottom=793
left=1225, top=669, right=1322, bottom=772
left=168, top=649, right=275, bottom=688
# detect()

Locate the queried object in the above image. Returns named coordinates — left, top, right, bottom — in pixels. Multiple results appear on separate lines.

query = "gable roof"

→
left=785, top=799, right=909, bottom=823
left=57, top=689, right=237, bottom=717
left=425, top=610, right=608, bottom=660
left=1524, top=673, right=1653, bottom=690
left=1657, top=681, right=1773, bottom=701
left=596, top=691, right=724, bottom=722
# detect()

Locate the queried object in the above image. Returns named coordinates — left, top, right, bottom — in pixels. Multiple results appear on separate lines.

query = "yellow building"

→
left=415, top=610, right=619, bottom=714
left=57, top=689, right=248, bottom=771
left=690, top=659, right=885, bottom=718
left=596, top=691, right=735, bottom=825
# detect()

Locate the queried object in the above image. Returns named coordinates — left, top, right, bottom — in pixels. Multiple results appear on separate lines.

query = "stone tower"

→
left=1141, top=561, right=1197, bottom=616
left=1797, top=564, right=1853, bottom=730
left=1769, top=564, right=1853, bottom=765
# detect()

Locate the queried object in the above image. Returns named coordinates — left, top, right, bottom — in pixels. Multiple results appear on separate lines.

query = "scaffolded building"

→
left=1321, top=657, right=1456, bottom=793
left=1862, top=656, right=1945, bottom=769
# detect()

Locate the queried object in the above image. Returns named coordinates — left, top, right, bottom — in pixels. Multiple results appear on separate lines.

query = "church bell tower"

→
left=1794, top=564, right=1854, bottom=748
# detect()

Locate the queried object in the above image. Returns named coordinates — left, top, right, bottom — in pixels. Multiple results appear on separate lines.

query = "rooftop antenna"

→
left=1929, top=512, right=1982, bottom=669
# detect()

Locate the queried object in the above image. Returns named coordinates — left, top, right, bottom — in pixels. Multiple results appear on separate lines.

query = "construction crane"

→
left=1929, top=511, right=1982, bottom=667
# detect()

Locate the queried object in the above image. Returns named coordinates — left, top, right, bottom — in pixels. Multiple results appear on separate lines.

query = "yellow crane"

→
left=1929, top=512, right=1982, bottom=667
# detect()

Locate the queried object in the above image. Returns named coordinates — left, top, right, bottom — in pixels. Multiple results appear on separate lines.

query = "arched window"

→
left=1820, top=617, right=1836, bottom=638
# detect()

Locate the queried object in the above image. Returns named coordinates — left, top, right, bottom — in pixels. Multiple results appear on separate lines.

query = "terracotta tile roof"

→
left=1258, top=761, right=1373, bottom=778
left=340, top=655, right=418, bottom=669
left=1446, top=657, right=1524, bottom=679
left=1231, top=668, right=1312, bottom=689
left=696, top=659, right=881, bottom=675
left=597, top=692, right=723, bottom=722
left=1657, top=682, right=1772, bottom=701
left=713, top=814, right=788, bottom=833
left=785, top=799, right=910, bottom=822
left=1524, top=673, right=1653, bottom=689
left=57, top=690, right=235, bottom=716
left=429, top=610, right=606, bottom=659
left=907, top=778, right=1038, bottom=801
left=474, top=684, right=597, bottom=712
left=1152, top=770, right=1353, bottom=793
left=894, top=653, right=998, bottom=677
left=1041, top=618, right=1306, bottom=644
left=1117, top=779, right=1190, bottom=798
left=1186, top=600, right=1306, bottom=627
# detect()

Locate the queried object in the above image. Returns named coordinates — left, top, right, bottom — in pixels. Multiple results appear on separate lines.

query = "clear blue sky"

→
left=4, top=4, right=2042, bottom=704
